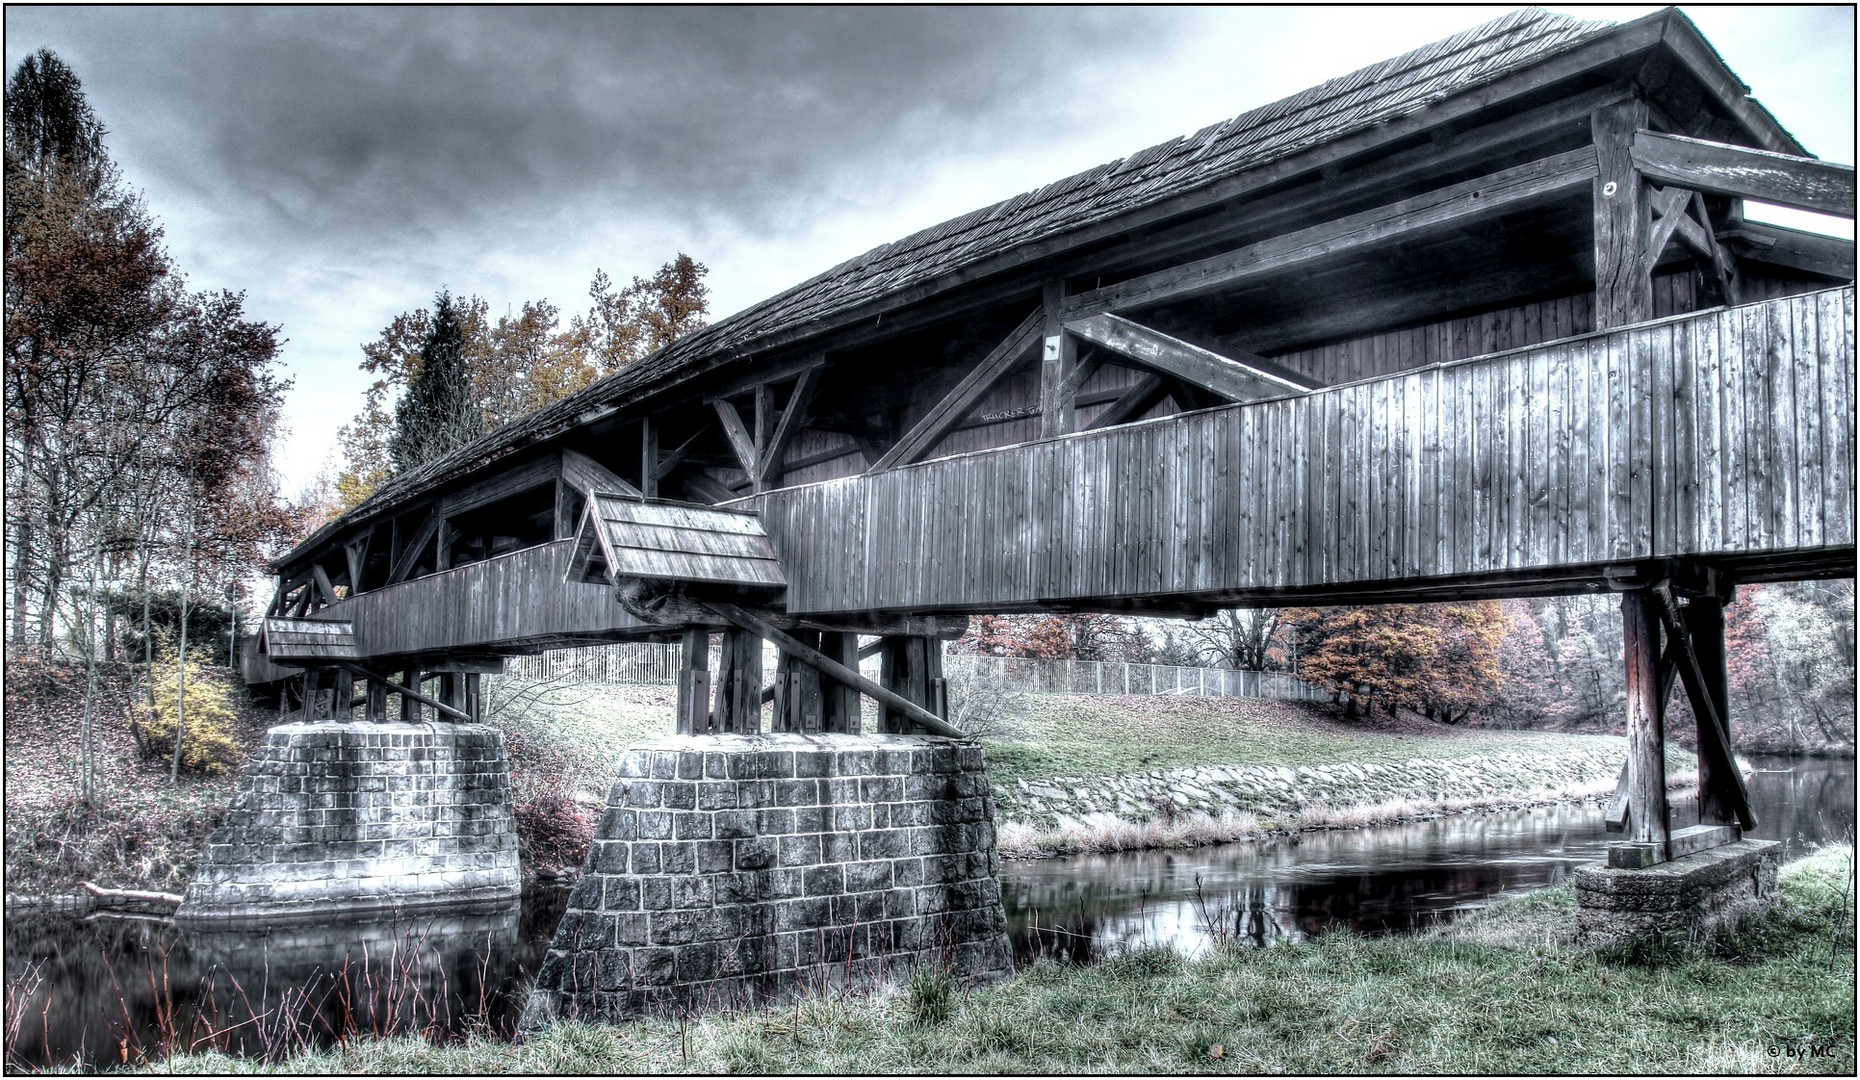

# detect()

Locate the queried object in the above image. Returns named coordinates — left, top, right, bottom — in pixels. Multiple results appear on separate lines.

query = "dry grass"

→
left=141, top=846, right=1858, bottom=1075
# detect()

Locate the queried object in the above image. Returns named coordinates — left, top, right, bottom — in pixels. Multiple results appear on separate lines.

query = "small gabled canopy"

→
left=568, top=492, right=786, bottom=590
left=260, top=617, right=360, bottom=664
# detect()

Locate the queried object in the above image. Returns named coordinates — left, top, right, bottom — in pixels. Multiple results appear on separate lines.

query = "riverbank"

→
left=140, top=843, right=1856, bottom=1075
left=1, top=659, right=265, bottom=899
left=984, top=694, right=1646, bottom=858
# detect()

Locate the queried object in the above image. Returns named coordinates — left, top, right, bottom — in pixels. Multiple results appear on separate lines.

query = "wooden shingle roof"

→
left=285, top=6, right=1774, bottom=565
left=569, top=494, right=786, bottom=590
left=260, top=617, right=360, bottom=664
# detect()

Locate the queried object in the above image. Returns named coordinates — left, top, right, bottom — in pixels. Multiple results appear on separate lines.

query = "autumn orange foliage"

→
left=1283, top=601, right=1512, bottom=721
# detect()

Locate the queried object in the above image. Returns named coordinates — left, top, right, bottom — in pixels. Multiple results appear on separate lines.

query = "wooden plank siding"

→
left=759, top=287, right=1855, bottom=615
left=319, top=539, right=655, bottom=660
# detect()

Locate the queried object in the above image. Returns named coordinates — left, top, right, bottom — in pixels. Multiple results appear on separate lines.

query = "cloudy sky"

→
left=6, top=5, right=1852, bottom=498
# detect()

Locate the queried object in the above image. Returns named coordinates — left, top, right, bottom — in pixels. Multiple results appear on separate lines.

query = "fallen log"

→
left=80, top=881, right=182, bottom=915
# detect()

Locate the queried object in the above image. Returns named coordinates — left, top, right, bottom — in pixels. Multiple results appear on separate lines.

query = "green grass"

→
left=982, top=694, right=1622, bottom=783
left=146, top=845, right=1856, bottom=1075
left=481, top=679, right=676, bottom=801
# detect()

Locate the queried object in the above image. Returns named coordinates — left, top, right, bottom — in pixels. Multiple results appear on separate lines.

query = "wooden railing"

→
left=760, top=287, right=1854, bottom=613
left=318, top=539, right=651, bottom=661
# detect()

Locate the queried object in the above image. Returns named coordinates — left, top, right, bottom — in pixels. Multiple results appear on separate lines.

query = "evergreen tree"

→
left=386, top=290, right=482, bottom=475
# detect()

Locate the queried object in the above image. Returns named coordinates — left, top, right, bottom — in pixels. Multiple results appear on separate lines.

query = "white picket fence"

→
left=504, top=642, right=1324, bottom=702
left=943, top=654, right=1326, bottom=701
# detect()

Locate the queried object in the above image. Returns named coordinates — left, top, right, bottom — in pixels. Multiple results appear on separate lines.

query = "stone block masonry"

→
left=1574, top=838, right=1781, bottom=946
left=521, top=733, right=1012, bottom=1026
left=177, top=722, right=521, bottom=922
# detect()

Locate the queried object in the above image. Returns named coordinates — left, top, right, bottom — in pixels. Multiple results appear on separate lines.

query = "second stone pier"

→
left=521, top=732, right=1012, bottom=1026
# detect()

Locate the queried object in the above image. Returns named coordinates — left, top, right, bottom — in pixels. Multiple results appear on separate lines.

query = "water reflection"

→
left=4, top=756, right=1849, bottom=1065
left=4, top=900, right=540, bottom=1069
left=1000, top=754, right=1854, bottom=963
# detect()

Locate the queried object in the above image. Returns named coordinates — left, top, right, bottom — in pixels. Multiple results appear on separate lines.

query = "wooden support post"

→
left=794, top=661, right=824, bottom=733
left=772, top=648, right=793, bottom=733
left=708, top=606, right=963, bottom=738
left=821, top=632, right=862, bottom=734
left=1592, top=98, right=1652, bottom=329
left=640, top=419, right=659, bottom=499
left=1618, top=590, right=1670, bottom=860
left=1683, top=594, right=1735, bottom=827
left=1040, top=281, right=1077, bottom=438
left=438, top=673, right=461, bottom=721
left=300, top=668, right=324, bottom=722
left=677, top=628, right=710, bottom=734
left=712, top=628, right=763, bottom=734
left=366, top=678, right=388, bottom=723
left=401, top=668, right=422, bottom=723
left=331, top=669, right=355, bottom=723
left=465, top=672, right=482, bottom=722
left=879, top=635, right=938, bottom=734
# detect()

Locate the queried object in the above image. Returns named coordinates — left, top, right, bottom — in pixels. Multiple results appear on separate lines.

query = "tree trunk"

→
left=10, top=516, right=34, bottom=645
left=171, top=503, right=195, bottom=783
left=139, top=553, right=156, bottom=712
left=80, top=553, right=101, bottom=806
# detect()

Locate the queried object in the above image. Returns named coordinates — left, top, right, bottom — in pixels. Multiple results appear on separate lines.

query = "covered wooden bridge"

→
left=262, top=7, right=1853, bottom=872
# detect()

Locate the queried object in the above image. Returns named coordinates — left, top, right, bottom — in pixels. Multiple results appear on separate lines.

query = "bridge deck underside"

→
left=759, top=287, right=1855, bottom=614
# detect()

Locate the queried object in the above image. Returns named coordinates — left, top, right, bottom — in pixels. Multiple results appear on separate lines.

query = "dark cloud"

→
left=6, top=7, right=1183, bottom=261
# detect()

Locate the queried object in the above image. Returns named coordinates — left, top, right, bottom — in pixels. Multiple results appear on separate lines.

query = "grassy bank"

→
left=145, top=844, right=1856, bottom=1075
left=986, top=693, right=1617, bottom=782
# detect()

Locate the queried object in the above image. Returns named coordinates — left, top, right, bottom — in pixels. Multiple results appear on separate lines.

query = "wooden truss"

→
left=1603, top=562, right=1756, bottom=869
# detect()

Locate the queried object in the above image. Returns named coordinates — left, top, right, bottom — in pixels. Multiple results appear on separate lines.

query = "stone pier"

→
left=521, top=733, right=1012, bottom=1026
left=177, top=721, right=521, bottom=922
left=1574, top=838, right=1781, bottom=946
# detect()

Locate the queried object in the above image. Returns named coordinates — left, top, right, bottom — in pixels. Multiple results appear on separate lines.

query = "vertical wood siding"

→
left=764, top=287, right=1854, bottom=614
left=326, top=540, right=645, bottom=658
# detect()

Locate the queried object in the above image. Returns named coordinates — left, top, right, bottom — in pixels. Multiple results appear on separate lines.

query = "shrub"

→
left=139, top=655, right=244, bottom=776
left=514, top=791, right=597, bottom=871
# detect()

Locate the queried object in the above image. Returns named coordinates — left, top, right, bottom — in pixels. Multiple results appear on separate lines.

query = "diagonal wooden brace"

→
left=705, top=602, right=967, bottom=740
left=1650, top=583, right=1757, bottom=829
left=335, top=661, right=473, bottom=722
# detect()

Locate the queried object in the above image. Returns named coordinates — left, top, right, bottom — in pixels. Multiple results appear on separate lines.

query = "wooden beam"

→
left=1642, top=184, right=1694, bottom=276
left=706, top=603, right=965, bottom=739
left=1040, top=281, right=1078, bottom=438
left=561, top=447, right=642, bottom=498
left=1651, top=584, right=1757, bottom=829
left=753, top=384, right=774, bottom=458
left=343, top=541, right=366, bottom=592
left=1621, top=590, right=1669, bottom=850
left=1055, top=348, right=1107, bottom=403
left=868, top=306, right=1045, bottom=472
left=336, top=662, right=471, bottom=722
left=310, top=564, right=341, bottom=609
left=1631, top=130, right=1855, bottom=218
left=654, top=428, right=705, bottom=481
left=757, top=365, right=821, bottom=485
left=710, top=399, right=760, bottom=481
left=1066, top=313, right=1310, bottom=403
left=387, top=509, right=439, bottom=584
left=1064, top=146, right=1598, bottom=318
left=1719, top=221, right=1855, bottom=280
left=682, top=472, right=738, bottom=506
left=1593, top=99, right=1651, bottom=329
left=1085, top=372, right=1169, bottom=430
left=1658, top=11, right=1806, bottom=157
left=1664, top=197, right=1740, bottom=302
left=639, top=420, right=659, bottom=499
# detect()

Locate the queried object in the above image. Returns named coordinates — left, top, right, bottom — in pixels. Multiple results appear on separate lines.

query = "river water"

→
left=4, top=754, right=1849, bottom=1067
